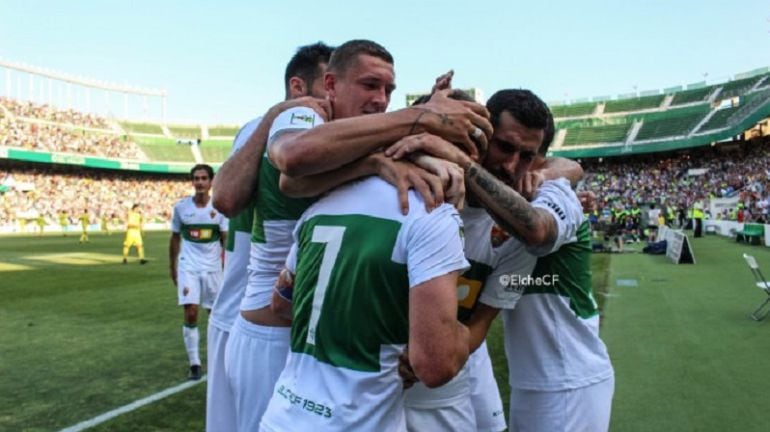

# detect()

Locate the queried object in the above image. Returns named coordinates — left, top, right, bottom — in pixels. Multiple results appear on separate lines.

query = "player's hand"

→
left=577, top=190, right=597, bottom=213
left=431, top=69, right=454, bottom=93
left=170, top=268, right=177, bottom=286
left=270, top=268, right=295, bottom=320
left=270, top=96, right=332, bottom=122
left=371, top=153, right=444, bottom=215
left=410, top=153, right=465, bottom=211
left=398, top=346, right=418, bottom=389
left=385, top=133, right=472, bottom=170
left=417, top=89, right=493, bottom=160
left=514, top=170, right=547, bottom=201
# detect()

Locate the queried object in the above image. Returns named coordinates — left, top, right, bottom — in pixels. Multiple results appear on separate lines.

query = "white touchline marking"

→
left=58, top=375, right=207, bottom=432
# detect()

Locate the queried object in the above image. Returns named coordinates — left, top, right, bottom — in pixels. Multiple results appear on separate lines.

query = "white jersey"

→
left=171, top=196, right=228, bottom=273
left=260, top=177, right=469, bottom=432
left=240, top=107, right=323, bottom=311
left=405, top=205, right=533, bottom=409
left=210, top=116, right=262, bottom=332
left=502, top=178, right=614, bottom=391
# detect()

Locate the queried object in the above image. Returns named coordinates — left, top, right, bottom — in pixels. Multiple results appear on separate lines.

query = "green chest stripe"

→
left=291, top=214, right=408, bottom=372
left=181, top=223, right=222, bottom=243
left=251, top=155, right=316, bottom=243
left=226, top=204, right=255, bottom=251
left=528, top=221, right=598, bottom=318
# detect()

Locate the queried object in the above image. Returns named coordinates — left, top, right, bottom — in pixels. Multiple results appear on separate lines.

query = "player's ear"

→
left=287, top=76, right=307, bottom=98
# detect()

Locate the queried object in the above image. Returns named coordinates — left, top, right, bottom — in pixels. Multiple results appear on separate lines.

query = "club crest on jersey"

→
left=290, top=113, right=315, bottom=126
left=209, top=210, right=217, bottom=219
left=490, top=224, right=510, bottom=248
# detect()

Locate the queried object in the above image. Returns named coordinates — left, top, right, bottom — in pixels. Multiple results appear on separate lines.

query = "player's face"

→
left=326, top=54, right=395, bottom=119
left=482, top=111, right=543, bottom=186
left=191, top=169, right=212, bottom=195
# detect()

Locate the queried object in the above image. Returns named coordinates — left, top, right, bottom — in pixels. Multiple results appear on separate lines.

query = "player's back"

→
left=261, top=176, right=465, bottom=432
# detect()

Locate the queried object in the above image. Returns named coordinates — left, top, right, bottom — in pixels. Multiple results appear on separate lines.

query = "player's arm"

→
left=515, top=156, right=584, bottom=200
left=169, top=232, right=180, bottom=286
left=280, top=152, right=457, bottom=214
left=212, top=97, right=331, bottom=217
left=269, top=91, right=492, bottom=178
left=465, top=162, right=558, bottom=248
left=409, top=271, right=470, bottom=388
left=465, top=303, right=501, bottom=353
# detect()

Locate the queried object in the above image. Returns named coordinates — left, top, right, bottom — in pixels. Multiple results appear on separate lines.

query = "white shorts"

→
left=206, top=324, right=236, bottom=432
left=509, top=375, right=614, bottom=432
left=224, top=314, right=291, bottom=432
left=469, top=341, right=506, bottom=432
left=405, top=396, right=475, bottom=432
left=178, top=270, right=223, bottom=308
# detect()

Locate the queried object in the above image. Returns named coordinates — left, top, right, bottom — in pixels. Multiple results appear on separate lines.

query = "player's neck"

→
left=193, top=193, right=210, bottom=207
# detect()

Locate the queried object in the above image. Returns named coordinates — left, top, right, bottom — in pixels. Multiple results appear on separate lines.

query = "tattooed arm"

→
left=465, top=162, right=558, bottom=248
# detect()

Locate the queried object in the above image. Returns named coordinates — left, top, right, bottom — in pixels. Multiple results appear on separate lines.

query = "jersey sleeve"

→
left=171, top=204, right=182, bottom=233
left=405, top=204, right=470, bottom=289
left=479, top=240, right=537, bottom=309
left=527, top=178, right=584, bottom=257
left=229, top=116, right=263, bottom=157
left=266, top=107, right=325, bottom=153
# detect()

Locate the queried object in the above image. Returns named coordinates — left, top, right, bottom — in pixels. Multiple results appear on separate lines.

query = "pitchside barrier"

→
left=704, top=220, right=770, bottom=247
left=0, top=222, right=170, bottom=235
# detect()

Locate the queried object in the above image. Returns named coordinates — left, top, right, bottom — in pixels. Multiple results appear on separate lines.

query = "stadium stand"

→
left=718, top=76, right=763, bottom=100
left=208, top=125, right=240, bottom=137
left=0, top=160, right=190, bottom=226
left=0, top=97, right=110, bottom=129
left=198, top=140, right=232, bottom=163
left=603, top=94, right=666, bottom=114
left=563, top=122, right=630, bottom=146
left=167, top=124, right=201, bottom=139
left=635, top=105, right=711, bottom=140
left=119, top=121, right=164, bottom=135
left=1, top=115, right=146, bottom=160
left=131, top=136, right=196, bottom=162
left=550, top=101, right=596, bottom=118
left=669, top=86, right=715, bottom=106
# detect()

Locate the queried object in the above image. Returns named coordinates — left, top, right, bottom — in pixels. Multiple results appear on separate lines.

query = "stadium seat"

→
left=742, top=253, right=770, bottom=321
left=736, top=223, right=765, bottom=245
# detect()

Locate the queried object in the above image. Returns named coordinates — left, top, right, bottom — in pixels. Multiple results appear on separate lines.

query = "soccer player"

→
left=169, top=164, right=227, bottom=380
left=259, top=39, right=489, bottom=432
left=100, top=211, right=111, bottom=235
left=206, top=42, right=334, bottom=432
left=395, top=89, right=613, bottom=431
left=78, top=209, right=90, bottom=243
left=58, top=210, right=69, bottom=236
left=35, top=212, right=46, bottom=236
left=123, top=204, right=146, bottom=264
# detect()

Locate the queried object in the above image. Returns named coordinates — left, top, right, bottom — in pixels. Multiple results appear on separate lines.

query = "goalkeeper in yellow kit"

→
left=123, top=204, right=147, bottom=264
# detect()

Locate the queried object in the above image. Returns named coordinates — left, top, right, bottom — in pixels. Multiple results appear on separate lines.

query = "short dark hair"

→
left=327, top=39, right=393, bottom=76
left=411, top=89, right=474, bottom=106
left=486, top=89, right=550, bottom=149
left=190, top=164, right=214, bottom=180
left=284, top=42, right=334, bottom=98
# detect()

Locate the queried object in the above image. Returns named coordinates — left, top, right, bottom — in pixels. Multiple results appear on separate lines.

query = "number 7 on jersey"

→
left=307, top=225, right=346, bottom=346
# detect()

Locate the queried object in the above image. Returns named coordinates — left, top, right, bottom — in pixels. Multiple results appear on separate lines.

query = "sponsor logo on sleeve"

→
left=290, top=113, right=316, bottom=126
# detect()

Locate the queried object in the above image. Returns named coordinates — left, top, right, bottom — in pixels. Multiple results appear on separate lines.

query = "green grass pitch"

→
left=2, top=231, right=769, bottom=431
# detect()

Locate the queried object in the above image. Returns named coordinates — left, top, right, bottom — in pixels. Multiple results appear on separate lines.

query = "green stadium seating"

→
left=167, top=125, right=201, bottom=139
left=208, top=126, right=239, bottom=137
left=120, top=121, right=163, bottom=135
left=199, top=140, right=232, bottom=163
left=635, top=106, right=711, bottom=140
left=670, top=87, right=714, bottom=106
left=699, top=106, right=739, bottom=131
left=603, top=94, right=665, bottom=113
left=132, top=136, right=195, bottom=162
left=562, top=123, right=631, bottom=146
left=719, top=76, right=761, bottom=100
left=551, top=102, right=596, bottom=118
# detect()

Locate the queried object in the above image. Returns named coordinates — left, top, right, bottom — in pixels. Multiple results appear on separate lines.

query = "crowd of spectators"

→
left=0, top=161, right=190, bottom=227
left=579, top=137, right=770, bottom=232
left=0, top=96, right=110, bottom=129
left=0, top=116, right=146, bottom=160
